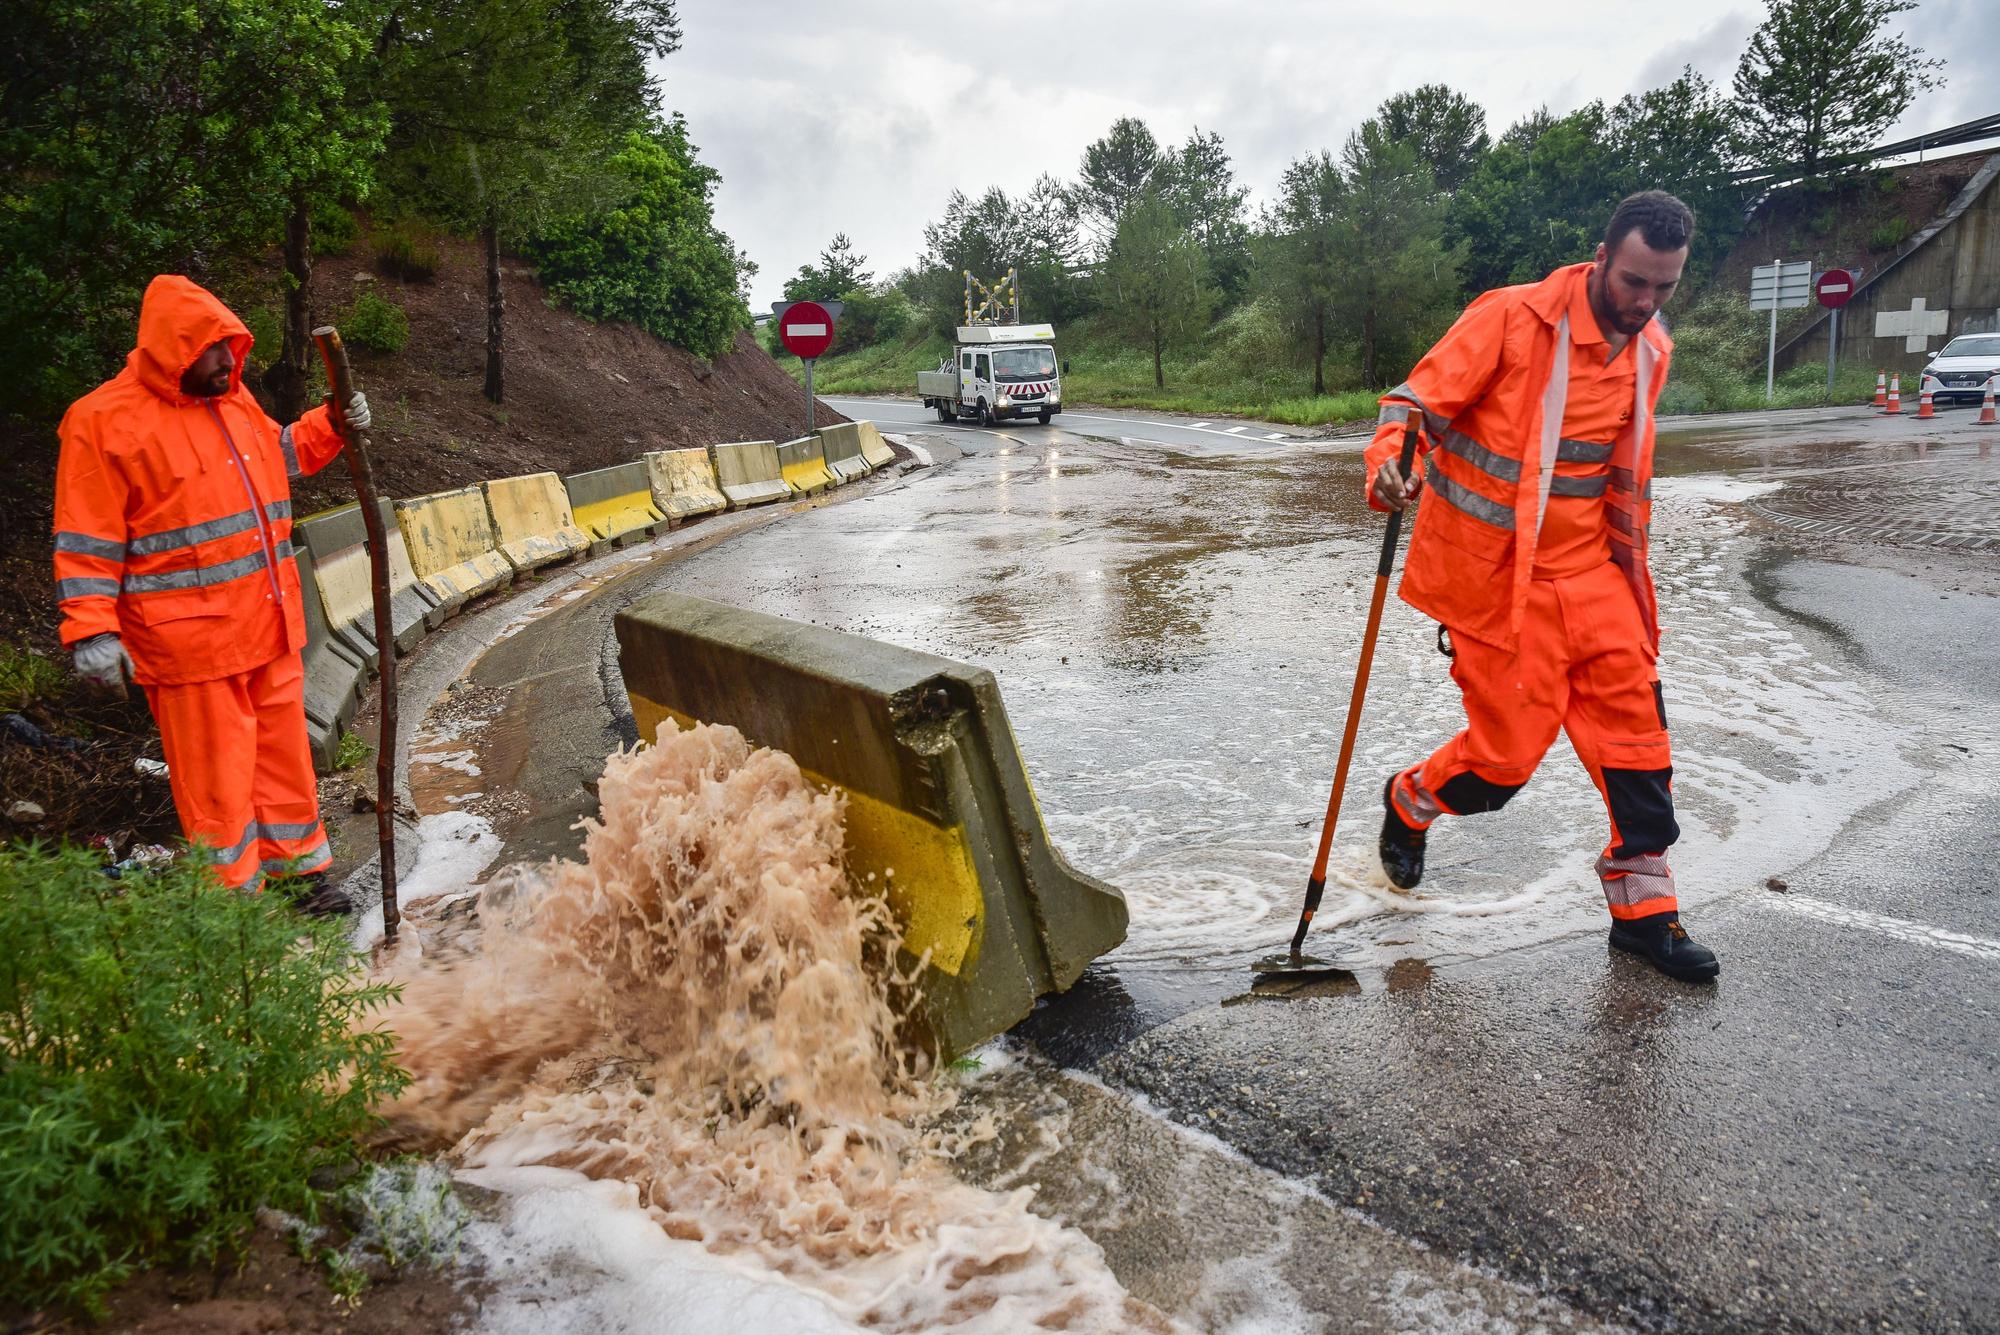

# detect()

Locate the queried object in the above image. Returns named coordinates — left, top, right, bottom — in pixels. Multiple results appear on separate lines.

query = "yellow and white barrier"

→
left=711, top=440, right=789, bottom=508
left=395, top=485, right=514, bottom=613
left=777, top=435, right=836, bottom=496
left=484, top=471, right=591, bottom=572
left=645, top=447, right=729, bottom=520
left=563, top=462, right=667, bottom=553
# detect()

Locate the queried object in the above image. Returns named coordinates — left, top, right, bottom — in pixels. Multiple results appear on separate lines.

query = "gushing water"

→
left=375, top=721, right=1168, bottom=1332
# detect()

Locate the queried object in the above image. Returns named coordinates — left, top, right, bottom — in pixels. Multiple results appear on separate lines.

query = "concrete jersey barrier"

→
left=711, top=440, right=789, bottom=508
left=645, top=447, right=728, bottom=521
left=615, top=592, right=1130, bottom=1059
left=563, top=462, right=667, bottom=553
left=484, top=471, right=591, bottom=572
left=295, top=499, right=439, bottom=666
left=854, top=419, right=895, bottom=469
left=295, top=547, right=364, bottom=773
left=814, top=422, right=873, bottom=483
left=776, top=435, right=836, bottom=496
left=395, top=485, right=513, bottom=614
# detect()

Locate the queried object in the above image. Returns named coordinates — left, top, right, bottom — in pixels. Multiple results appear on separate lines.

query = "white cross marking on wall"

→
left=1874, top=297, right=1951, bottom=353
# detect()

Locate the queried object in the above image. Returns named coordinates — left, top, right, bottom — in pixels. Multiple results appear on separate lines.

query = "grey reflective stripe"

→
left=1438, top=429, right=1521, bottom=483
left=129, top=507, right=259, bottom=556
left=1556, top=439, right=1614, bottom=462
left=260, top=838, right=331, bottom=876
left=55, top=531, right=126, bottom=561
left=196, top=826, right=260, bottom=867
left=1608, top=507, right=1637, bottom=537
left=259, top=819, right=323, bottom=842
left=265, top=499, right=291, bottom=523
left=1377, top=402, right=1416, bottom=428
left=1427, top=471, right=1516, bottom=529
left=1548, top=474, right=1609, bottom=498
left=1382, top=383, right=1448, bottom=438
left=1609, top=465, right=1638, bottom=494
left=56, top=576, right=120, bottom=600
left=280, top=425, right=300, bottom=477
left=1643, top=480, right=1652, bottom=500
left=122, top=540, right=292, bottom=594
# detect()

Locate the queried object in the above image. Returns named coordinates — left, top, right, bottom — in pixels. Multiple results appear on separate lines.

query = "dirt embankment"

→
left=0, top=232, right=841, bottom=845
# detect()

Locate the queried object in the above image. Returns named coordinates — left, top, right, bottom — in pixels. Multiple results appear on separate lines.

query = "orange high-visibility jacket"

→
left=54, top=275, right=347, bottom=685
left=1363, top=262, right=1671, bottom=653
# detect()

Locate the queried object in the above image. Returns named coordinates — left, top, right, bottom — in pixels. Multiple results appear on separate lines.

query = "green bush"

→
left=374, top=217, right=440, bottom=282
left=238, top=304, right=284, bottom=373
left=0, top=642, right=66, bottom=712
left=311, top=200, right=361, bottom=257
left=1868, top=216, right=1911, bottom=251
left=0, top=845, right=408, bottom=1314
left=340, top=291, right=409, bottom=354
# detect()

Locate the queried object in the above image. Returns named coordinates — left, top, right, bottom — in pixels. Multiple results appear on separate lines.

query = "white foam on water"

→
left=351, top=811, right=500, bottom=951
left=1651, top=475, right=1783, bottom=503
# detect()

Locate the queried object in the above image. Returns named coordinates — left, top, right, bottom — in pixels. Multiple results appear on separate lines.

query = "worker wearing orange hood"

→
left=54, top=275, right=368, bottom=911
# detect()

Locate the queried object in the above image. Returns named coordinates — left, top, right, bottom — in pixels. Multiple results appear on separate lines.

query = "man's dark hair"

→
left=1604, top=191, right=1695, bottom=254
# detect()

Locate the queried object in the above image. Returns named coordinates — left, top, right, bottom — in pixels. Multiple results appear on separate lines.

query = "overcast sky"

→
left=653, top=1, right=1998, bottom=309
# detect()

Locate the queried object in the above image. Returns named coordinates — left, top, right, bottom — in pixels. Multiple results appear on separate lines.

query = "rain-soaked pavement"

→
left=384, top=397, right=2000, bottom=1330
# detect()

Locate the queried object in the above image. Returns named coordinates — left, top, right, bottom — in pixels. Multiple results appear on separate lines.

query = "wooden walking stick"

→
left=1254, top=418, right=1422, bottom=980
left=311, top=326, right=399, bottom=945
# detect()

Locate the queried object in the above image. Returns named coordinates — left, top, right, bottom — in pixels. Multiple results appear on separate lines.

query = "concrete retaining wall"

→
left=815, top=423, right=873, bottom=483
left=295, top=500, right=438, bottom=667
left=645, top=447, right=729, bottom=520
left=711, top=440, right=789, bottom=508
left=484, top=471, right=591, bottom=572
left=777, top=435, right=836, bottom=496
left=563, top=462, right=667, bottom=554
left=394, top=485, right=513, bottom=614
left=615, top=592, right=1129, bottom=1059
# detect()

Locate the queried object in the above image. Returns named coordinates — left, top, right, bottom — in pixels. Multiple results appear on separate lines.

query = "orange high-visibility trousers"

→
left=1389, top=561, right=1679, bottom=920
left=143, top=652, right=330, bottom=890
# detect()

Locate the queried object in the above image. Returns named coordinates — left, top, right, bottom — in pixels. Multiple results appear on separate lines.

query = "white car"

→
left=1921, top=333, right=2000, bottom=406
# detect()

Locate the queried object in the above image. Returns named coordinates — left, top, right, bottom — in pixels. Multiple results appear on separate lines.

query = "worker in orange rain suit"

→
left=54, top=274, right=369, bottom=913
left=1364, top=191, right=1718, bottom=983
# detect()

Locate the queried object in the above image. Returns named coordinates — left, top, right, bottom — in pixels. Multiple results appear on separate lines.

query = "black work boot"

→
left=288, top=871, right=355, bottom=919
left=1609, top=911, right=1719, bottom=983
left=1379, top=774, right=1427, bottom=890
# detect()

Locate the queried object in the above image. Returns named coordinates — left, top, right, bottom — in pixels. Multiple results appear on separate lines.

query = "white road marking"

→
left=1766, top=894, right=2000, bottom=963
left=1265, top=432, right=1286, bottom=440
left=829, top=399, right=1301, bottom=446
left=1226, top=425, right=1248, bottom=435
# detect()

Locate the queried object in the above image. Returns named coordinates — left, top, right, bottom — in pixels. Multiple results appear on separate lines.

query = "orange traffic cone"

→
left=1978, top=377, right=1997, bottom=426
left=1884, top=373, right=1901, bottom=414
left=1916, top=376, right=1936, bottom=419
left=1873, top=371, right=1888, bottom=407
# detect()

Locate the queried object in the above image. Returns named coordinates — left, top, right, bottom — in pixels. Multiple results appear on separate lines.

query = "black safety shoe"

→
left=1609, top=911, right=1719, bottom=983
left=1379, top=774, right=1426, bottom=889
left=287, top=871, right=355, bottom=919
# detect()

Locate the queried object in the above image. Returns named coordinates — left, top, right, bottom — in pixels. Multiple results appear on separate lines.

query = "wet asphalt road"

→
left=402, top=398, right=2000, bottom=1330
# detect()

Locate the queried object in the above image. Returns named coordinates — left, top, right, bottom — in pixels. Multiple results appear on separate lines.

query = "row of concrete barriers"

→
left=296, top=420, right=898, bottom=769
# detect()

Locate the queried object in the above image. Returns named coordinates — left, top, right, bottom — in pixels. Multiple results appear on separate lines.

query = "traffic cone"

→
left=1978, top=377, right=1997, bottom=426
left=1915, top=376, right=1936, bottom=419
left=1873, top=371, right=1887, bottom=407
left=1884, top=373, right=1901, bottom=414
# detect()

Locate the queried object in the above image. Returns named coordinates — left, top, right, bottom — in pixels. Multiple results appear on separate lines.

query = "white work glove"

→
left=340, top=391, right=371, bottom=432
left=74, top=633, right=135, bottom=696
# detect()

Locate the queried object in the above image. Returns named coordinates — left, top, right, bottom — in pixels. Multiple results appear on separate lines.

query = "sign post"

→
left=774, top=299, right=837, bottom=434
left=1749, top=260, right=1813, bottom=400
left=1815, top=267, right=1856, bottom=395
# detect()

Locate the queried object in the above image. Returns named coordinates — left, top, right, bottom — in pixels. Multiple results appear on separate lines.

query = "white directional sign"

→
left=1748, top=260, right=1813, bottom=311
left=1874, top=297, right=1951, bottom=353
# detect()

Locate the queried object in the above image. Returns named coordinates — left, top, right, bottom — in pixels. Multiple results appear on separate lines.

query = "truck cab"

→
left=919, top=324, right=1063, bottom=426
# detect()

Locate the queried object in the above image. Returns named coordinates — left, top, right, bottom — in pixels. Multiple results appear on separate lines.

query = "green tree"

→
left=379, top=0, right=678, bottom=401
left=0, top=0, right=384, bottom=414
left=1256, top=152, right=1345, bottom=395
left=1609, top=68, right=1746, bottom=274
left=1158, top=128, right=1252, bottom=300
left=1328, top=122, right=1461, bottom=389
left=1449, top=104, right=1621, bottom=292
left=1101, top=195, right=1218, bottom=388
left=1379, top=84, right=1490, bottom=193
left=1075, top=117, right=1166, bottom=246
left=1731, top=0, right=1942, bottom=177
left=527, top=121, right=753, bottom=360
left=783, top=233, right=872, bottom=303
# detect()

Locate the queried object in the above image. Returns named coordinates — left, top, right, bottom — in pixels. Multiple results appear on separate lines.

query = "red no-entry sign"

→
left=1816, top=269, right=1856, bottom=309
left=777, top=300, right=835, bottom=359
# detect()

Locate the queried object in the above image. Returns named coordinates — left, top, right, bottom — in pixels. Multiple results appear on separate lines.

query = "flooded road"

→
left=384, top=399, right=1999, bottom=1329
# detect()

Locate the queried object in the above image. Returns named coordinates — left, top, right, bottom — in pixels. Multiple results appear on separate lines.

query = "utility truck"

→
left=918, top=324, right=1066, bottom=427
